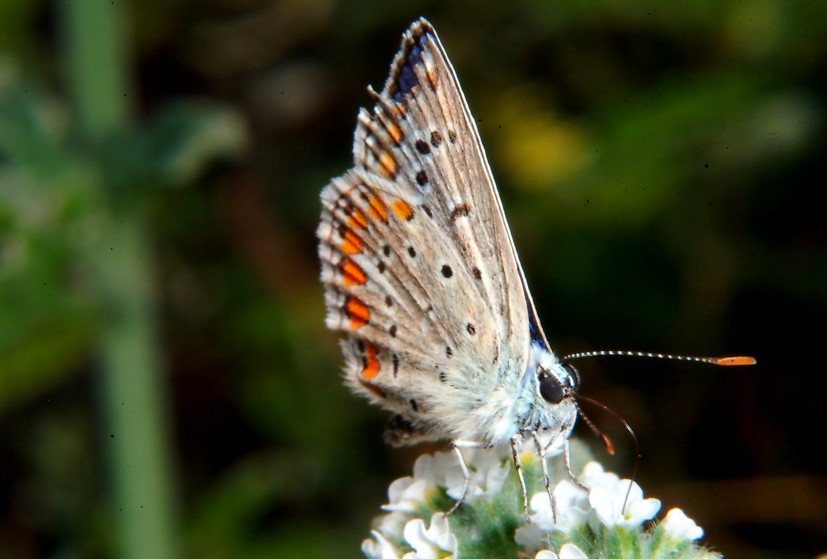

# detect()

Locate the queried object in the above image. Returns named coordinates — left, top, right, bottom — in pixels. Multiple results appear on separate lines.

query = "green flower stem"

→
left=62, top=2, right=178, bottom=559
left=93, top=215, right=178, bottom=559
left=63, top=0, right=132, bottom=140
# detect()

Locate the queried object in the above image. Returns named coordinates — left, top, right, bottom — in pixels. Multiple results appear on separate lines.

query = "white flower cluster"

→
left=514, top=460, right=702, bottom=554
left=363, top=449, right=506, bottom=559
left=362, top=446, right=708, bottom=559
left=383, top=448, right=510, bottom=514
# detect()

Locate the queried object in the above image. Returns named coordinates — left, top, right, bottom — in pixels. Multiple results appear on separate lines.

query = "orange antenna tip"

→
left=712, top=356, right=757, bottom=366
left=602, top=434, right=615, bottom=456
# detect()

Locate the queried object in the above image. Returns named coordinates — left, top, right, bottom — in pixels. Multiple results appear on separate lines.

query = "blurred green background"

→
left=1, top=1, right=825, bottom=558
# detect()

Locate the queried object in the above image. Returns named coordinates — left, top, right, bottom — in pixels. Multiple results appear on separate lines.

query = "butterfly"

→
left=317, top=18, right=760, bottom=520
left=317, top=18, right=580, bottom=514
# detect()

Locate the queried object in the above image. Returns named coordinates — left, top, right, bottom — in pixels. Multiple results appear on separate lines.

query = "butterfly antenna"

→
left=574, top=393, right=641, bottom=515
left=564, top=349, right=754, bottom=513
left=562, top=350, right=756, bottom=367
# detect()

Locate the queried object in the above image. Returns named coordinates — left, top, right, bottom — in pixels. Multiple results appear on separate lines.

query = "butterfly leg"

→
left=509, top=434, right=532, bottom=522
left=563, top=438, right=588, bottom=493
left=446, top=446, right=470, bottom=515
left=532, top=431, right=558, bottom=524
left=447, top=440, right=492, bottom=515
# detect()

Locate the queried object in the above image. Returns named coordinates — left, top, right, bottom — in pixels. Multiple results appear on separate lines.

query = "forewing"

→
left=318, top=19, right=531, bottom=441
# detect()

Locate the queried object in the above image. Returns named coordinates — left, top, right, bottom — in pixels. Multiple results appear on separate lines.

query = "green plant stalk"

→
left=63, top=1, right=178, bottom=558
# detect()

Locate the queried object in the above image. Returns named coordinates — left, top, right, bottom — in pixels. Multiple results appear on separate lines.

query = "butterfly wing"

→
left=318, top=19, right=536, bottom=444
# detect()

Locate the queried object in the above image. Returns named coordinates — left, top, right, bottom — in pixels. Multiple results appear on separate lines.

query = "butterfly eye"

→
left=539, top=369, right=565, bottom=404
left=562, top=362, right=580, bottom=391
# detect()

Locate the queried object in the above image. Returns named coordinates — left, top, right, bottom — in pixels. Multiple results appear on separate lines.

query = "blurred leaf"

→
left=147, top=102, right=248, bottom=185
left=101, top=102, right=248, bottom=198
left=557, top=75, right=766, bottom=227
left=0, top=74, right=102, bottom=408
left=185, top=449, right=344, bottom=559
left=0, top=69, right=72, bottom=180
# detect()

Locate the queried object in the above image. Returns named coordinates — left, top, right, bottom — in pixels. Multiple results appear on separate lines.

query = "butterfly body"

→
left=318, top=18, right=577, bottom=463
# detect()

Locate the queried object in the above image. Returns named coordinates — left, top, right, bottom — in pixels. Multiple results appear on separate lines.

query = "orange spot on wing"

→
left=426, top=68, right=439, bottom=89
left=348, top=208, right=367, bottom=229
left=392, top=200, right=414, bottom=221
left=340, top=229, right=363, bottom=255
left=345, top=296, right=370, bottom=329
left=386, top=121, right=403, bottom=144
left=340, top=258, right=366, bottom=286
left=361, top=343, right=380, bottom=379
left=379, top=151, right=397, bottom=178
left=369, top=196, right=388, bottom=222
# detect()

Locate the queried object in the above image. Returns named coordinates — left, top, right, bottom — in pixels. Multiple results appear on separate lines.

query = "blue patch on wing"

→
left=391, top=31, right=431, bottom=102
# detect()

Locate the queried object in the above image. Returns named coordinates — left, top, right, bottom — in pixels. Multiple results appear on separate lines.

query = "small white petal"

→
left=621, top=497, right=661, bottom=528
left=362, top=530, right=400, bottom=559
left=412, top=454, right=441, bottom=483
left=403, top=519, right=427, bottom=545
left=620, top=480, right=644, bottom=503
left=558, top=543, right=588, bottom=559
left=589, top=479, right=660, bottom=528
left=377, top=511, right=408, bottom=539
left=515, top=524, right=547, bottom=551
left=403, top=519, right=434, bottom=559
left=528, top=491, right=556, bottom=531
left=552, top=480, right=590, bottom=532
left=402, top=514, right=457, bottom=559
left=425, top=514, right=456, bottom=552
left=528, top=479, right=591, bottom=533
left=579, top=461, right=618, bottom=489
left=383, top=478, right=429, bottom=513
left=589, top=485, right=621, bottom=526
left=387, top=476, right=414, bottom=501
left=535, top=550, right=559, bottom=559
left=662, top=508, right=704, bottom=541
left=445, top=448, right=510, bottom=502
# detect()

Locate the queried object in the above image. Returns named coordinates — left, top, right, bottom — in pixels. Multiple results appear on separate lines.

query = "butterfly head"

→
left=538, top=361, right=579, bottom=404
left=519, top=344, right=580, bottom=440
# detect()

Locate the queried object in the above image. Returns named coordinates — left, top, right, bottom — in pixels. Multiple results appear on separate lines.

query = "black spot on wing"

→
left=451, top=204, right=470, bottom=222
left=430, top=130, right=443, bottom=148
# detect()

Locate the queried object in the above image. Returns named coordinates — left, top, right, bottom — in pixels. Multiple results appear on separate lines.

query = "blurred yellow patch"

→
left=487, top=86, right=588, bottom=190
left=518, top=448, right=540, bottom=465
